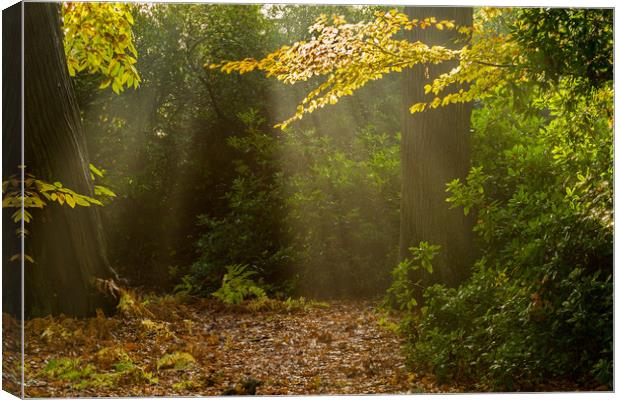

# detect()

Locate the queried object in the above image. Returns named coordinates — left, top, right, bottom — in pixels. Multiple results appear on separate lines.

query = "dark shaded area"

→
left=21, top=3, right=117, bottom=317
left=2, top=5, right=24, bottom=397
left=513, top=8, right=613, bottom=88
left=3, top=2, right=23, bottom=318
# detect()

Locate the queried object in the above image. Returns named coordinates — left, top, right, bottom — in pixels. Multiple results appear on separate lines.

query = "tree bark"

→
left=2, top=5, right=25, bottom=397
left=14, top=3, right=118, bottom=317
left=400, top=7, right=473, bottom=288
left=3, top=3, right=23, bottom=319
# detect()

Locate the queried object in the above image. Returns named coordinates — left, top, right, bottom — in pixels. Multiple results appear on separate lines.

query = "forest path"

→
left=7, top=299, right=457, bottom=396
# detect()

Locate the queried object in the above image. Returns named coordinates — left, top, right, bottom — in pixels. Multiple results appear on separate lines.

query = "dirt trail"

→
left=4, top=299, right=455, bottom=396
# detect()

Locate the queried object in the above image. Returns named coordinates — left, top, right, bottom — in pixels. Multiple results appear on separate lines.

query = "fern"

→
left=213, top=264, right=266, bottom=305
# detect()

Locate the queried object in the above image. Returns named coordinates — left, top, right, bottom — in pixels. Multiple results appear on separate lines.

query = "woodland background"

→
left=1, top=3, right=614, bottom=395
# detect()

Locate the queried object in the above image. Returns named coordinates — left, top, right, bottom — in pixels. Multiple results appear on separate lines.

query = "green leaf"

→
left=87, top=197, right=104, bottom=206
left=94, top=185, right=117, bottom=198
left=111, top=61, right=121, bottom=77
left=89, top=163, right=105, bottom=178
left=74, top=195, right=91, bottom=207
left=125, top=10, right=134, bottom=25
left=8, top=253, right=34, bottom=263
left=11, top=253, right=36, bottom=263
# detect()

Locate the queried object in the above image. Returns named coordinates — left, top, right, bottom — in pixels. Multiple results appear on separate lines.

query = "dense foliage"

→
left=184, top=111, right=401, bottom=298
left=408, top=82, right=612, bottom=390
left=62, top=2, right=140, bottom=93
left=78, top=4, right=274, bottom=287
left=512, top=8, right=613, bottom=88
left=397, top=8, right=614, bottom=390
left=283, top=125, right=400, bottom=297
left=212, top=10, right=461, bottom=128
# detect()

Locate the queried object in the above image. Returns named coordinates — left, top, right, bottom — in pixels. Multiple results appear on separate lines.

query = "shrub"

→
left=243, top=296, right=330, bottom=313
left=183, top=111, right=294, bottom=296
left=385, top=242, right=440, bottom=313
left=282, top=126, right=401, bottom=297
left=186, top=110, right=401, bottom=298
left=402, top=81, right=613, bottom=390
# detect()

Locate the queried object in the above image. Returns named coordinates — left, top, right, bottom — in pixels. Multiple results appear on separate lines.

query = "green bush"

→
left=385, top=242, right=440, bottom=313
left=182, top=111, right=294, bottom=296
left=404, top=81, right=613, bottom=390
left=282, top=126, right=401, bottom=297
left=185, top=110, right=401, bottom=298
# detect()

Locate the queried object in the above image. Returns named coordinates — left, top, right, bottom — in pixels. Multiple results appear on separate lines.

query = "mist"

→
left=78, top=3, right=403, bottom=298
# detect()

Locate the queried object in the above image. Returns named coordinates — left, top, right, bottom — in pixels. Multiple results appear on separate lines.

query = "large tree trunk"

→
left=400, top=7, right=473, bottom=288
left=4, top=3, right=118, bottom=317
left=3, top=4, right=23, bottom=319
left=2, top=4, right=25, bottom=398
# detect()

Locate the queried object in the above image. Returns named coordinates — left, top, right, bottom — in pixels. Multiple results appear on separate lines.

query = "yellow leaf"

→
left=99, top=78, right=112, bottom=89
left=66, top=194, right=76, bottom=208
left=74, top=195, right=91, bottom=207
left=409, top=103, right=427, bottom=113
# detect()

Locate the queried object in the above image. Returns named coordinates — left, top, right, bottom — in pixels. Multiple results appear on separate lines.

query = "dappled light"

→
left=2, top=3, right=613, bottom=396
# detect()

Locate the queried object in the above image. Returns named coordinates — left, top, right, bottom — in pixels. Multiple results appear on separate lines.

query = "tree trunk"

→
left=11, top=3, right=118, bottom=317
left=2, top=5, right=25, bottom=397
left=400, top=7, right=473, bottom=288
left=3, top=4, right=23, bottom=319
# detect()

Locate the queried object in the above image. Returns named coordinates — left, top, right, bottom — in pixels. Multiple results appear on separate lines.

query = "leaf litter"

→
left=3, top=296, right=462, bottom=396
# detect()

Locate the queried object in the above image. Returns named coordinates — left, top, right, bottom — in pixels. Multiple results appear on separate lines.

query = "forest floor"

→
left=3, top=297, right=463, bottom=397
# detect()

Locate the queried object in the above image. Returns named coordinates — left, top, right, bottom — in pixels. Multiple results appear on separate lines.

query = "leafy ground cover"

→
left=3, top=297, right=463, bottom=397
